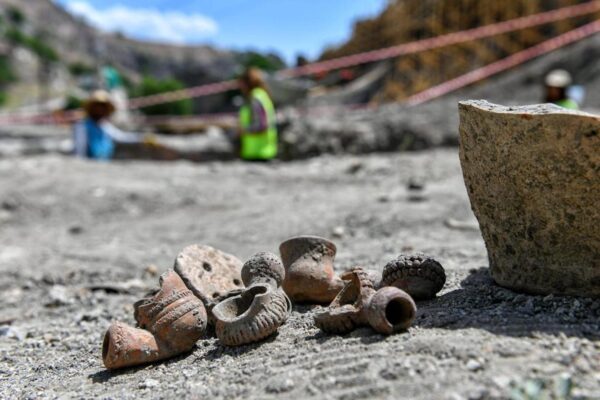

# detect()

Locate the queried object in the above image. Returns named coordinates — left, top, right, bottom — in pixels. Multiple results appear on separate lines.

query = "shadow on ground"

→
left=416, top=268, right=600, bottom=339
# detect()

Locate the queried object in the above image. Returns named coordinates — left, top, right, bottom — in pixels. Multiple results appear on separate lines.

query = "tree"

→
left=0, top=56, right=15, bottom=106
left=69, top=62, right=95, bottom=76
left=6, top=6, right=25, bottom=26
left=0, top=56, right=15, bottom=85
left=240, top=51, right=286, bottom=72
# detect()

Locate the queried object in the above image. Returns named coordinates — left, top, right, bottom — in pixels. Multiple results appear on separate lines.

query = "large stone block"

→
left=458, top=100, right=600, bottom=296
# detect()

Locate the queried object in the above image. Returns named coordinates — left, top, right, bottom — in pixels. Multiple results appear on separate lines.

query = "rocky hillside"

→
left=319, top=0, right=600, bottom=102
left=0, top=0, right=283, bottom=112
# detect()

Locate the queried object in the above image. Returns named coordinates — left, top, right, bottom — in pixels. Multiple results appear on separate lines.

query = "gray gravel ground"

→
left=1, top=149, right=599, bottom=399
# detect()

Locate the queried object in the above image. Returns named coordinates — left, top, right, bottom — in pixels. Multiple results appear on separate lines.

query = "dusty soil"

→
left=1, top=150, right=599, bottom=399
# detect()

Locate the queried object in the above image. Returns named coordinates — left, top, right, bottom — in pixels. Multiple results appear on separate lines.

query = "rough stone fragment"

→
left=174, top=244, right=244, bottom=307
left=459, top=100, right=600, bottom=296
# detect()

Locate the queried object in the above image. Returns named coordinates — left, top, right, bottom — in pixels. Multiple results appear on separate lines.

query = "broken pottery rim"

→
left=367, top=286, right=417, bottom=334
left=458, top=100, right=600, bottom=296
left=213, top=284, right=291, bottom=346
left=212, top=283, right=273, bottom=323
left=458, top=99, right=599, bottom=119
left=102, top=270, right=207, bottom=369
left=279, top=235, right=337, bottom=256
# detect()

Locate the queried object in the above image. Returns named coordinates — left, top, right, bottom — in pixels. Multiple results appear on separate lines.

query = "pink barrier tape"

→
left=128, top=80, right=238, bottom=109
left=278, top=1, right=600, bottom=77
left=141, top=111, right=238, bottom=125
left=0, top=109, right=82, bottom=125
left=140, top=103, right=373, bottom=126
left=406, top=19, right=600, bottom=105
left=124, top=1, right=600, bottom=109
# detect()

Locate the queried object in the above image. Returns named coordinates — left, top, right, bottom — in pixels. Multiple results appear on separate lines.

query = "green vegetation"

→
left=6, top=6, right=25, bottom=26
left=27, top=36, right=59, bottom=62
left=4, top=26, right=25, bottom=44
left=132, top=76, right=193, bottom=116
left=69, top=61, right=95, bottom=76
left=120, top=73, right=134, bottom=92
left=239, top=51, right=286, bottom=72
left=64, top=94, right=83, bottom=110
left=0, top=56, right=15, bottom=85
left=5, top=27, right=59, bottom=62
left=0, top=56, right=15, bottom=106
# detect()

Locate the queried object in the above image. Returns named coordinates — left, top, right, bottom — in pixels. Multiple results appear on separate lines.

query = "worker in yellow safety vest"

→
left=544, top=69, right=579, bottom=110
left=237, top=68, right=278, bottom=161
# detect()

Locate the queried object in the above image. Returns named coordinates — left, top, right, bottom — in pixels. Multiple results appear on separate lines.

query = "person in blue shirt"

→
left=73, top=90, right=148, bottom=160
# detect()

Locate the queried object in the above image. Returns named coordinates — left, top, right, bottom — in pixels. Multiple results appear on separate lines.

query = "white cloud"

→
left=64, top=1, right=218, bottom=43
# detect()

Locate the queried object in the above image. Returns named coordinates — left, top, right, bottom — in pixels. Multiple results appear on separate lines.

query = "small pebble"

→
left=331, top=226, right=345, bottom=239
left=68, top=225, right=83, bottom=235
left=139, top=379, right=159, bottom=389
left=0, top=325, right=24, bottom=341
left=47, top=285, right=71, bottom=307
left=265, top=378, right=295, bottom=394
left=145, top=265, right=159, bottom=277
left=43, top=333, right=58, bottom=344
left=407, top=177, right=424, bottom=191
left=512, top=294, right=526, bottom=304
left=466, top=359, right=483, bottom=371
left=346, top=161, right=363, bottom=174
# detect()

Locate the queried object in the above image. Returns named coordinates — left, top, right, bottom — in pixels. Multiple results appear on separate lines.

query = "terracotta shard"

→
left=313, top=304, right=361, bottom=334
left=362, top=268, right=383, bottom=289
left=174, top=244, right=244, bottom=307
left=103, top=322, right=161, bottom=369
left=212, top=252, right=291, bottom=346
left=314, top=267, right=416, bottom=335
left=365, top=286, right=416, bottom=334
left=102, top=270, right=207, bottom=369
left=212, top=284, right=290, bottom=346
left=381, top=254, right=446, bottom=300
left=279, top=235, right=344, bottom=304
left=313, top=269, right=370, bottom=334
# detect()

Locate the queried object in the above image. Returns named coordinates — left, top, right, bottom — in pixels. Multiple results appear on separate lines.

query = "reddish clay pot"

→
left=279, top=236, right=344, bottom=304
left=314, top=267, right=416, bottom=335
left=366, top=286, right=416, bottom=334
left=102, top=270, right=207, bottom=369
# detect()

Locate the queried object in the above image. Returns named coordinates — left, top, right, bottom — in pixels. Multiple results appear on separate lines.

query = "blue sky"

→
left=55, top=0, right=387, bottom=64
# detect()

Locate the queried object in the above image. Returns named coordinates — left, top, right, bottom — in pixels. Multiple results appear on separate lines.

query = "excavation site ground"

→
left=1, top=149, right=599, bottom=399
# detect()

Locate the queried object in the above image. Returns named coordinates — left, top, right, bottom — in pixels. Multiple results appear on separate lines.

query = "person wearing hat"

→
left=544, top=69, right=579, bottom=110
left=74, top=90, right=149, bottom=160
